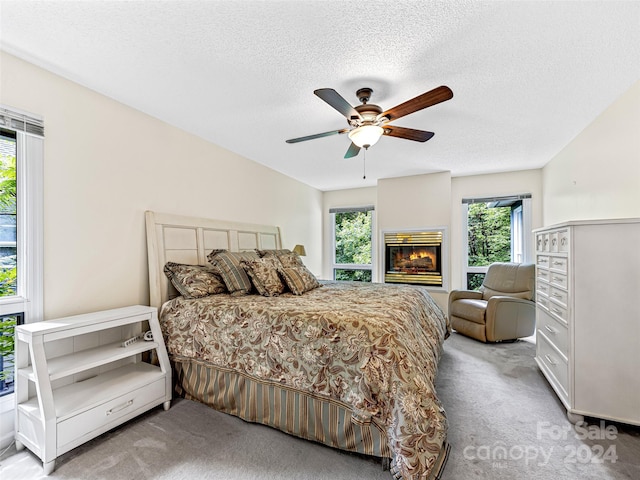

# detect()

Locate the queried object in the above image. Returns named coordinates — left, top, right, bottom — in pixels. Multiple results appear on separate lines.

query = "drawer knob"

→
left=544, top=354, right=557, bottom=366
left=106, top=399, right=134, bottom=416
left=544, top=325, right=557, bottom=334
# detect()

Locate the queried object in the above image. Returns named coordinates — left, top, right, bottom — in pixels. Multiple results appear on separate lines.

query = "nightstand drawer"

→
left=57, top=378, right=165, bottom=450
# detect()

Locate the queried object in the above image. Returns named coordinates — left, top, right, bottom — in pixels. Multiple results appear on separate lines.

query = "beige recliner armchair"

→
left=448, top=262, right=535, bottom=342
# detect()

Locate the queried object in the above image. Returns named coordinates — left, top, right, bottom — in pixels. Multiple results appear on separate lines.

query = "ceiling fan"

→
left=286, top=85, right=453, bottom=158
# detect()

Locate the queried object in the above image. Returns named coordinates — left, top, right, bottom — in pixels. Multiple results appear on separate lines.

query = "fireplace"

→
left=384, top=231, right=444, bottom=287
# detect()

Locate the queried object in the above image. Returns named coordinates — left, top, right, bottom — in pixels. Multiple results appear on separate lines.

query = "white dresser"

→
left=533, top=219, right=640, bottom=426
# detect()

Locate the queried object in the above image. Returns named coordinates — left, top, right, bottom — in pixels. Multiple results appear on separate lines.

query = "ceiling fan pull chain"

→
left=363, top=148, right=367, bottom=179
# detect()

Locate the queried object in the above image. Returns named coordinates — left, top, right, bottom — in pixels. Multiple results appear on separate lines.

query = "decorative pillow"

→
left=279, top=264, right=321, bottom=295
left=241, top=257, right=286, bottom=297
left=207, top=249, right=259, bottom=296
left=256, top=248, right=303, bottom=268
left=163, top=262, right=227, bottom=299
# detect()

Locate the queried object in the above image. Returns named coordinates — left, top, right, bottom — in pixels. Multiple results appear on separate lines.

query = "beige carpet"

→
left=1, top=332, right=639, bottom=479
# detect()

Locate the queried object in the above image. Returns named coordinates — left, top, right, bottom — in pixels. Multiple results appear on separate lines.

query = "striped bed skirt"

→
left=172, top=357, right=449, bottom=480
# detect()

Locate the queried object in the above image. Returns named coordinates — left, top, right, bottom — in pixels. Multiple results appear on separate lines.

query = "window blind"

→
left=329, top=205, right=375, bottom=214
left=0, top=106, right=45, bottom=137
left=462, top=194, right=531, bottom=204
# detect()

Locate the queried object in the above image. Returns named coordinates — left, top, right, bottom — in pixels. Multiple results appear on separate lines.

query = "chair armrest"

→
left=486, top=295, right=534, bottom=319
left=449, top=290, right=483, bottom=302
left=448, top=290, right=483, bottom=313
left=485, top=296, right=536, bottom=341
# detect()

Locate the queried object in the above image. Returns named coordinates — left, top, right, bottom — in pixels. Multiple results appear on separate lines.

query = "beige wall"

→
left=542, top=80, right=640, bottom=225
left=1, top=52, right=322, bottom=319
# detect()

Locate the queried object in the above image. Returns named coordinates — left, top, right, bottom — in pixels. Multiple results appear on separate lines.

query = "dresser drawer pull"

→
left=538, top=258, right=548, bottom=263
left=551, top=293, right=563, bottom=298
left=552, top=276, right=564, bottom=282
left=544, top=325, right=557, bottom=334
left=544, top=354, right=557, bottom=366
left=552, top=261, right=564, bottom=266
left=106, top=399, right=134, bottom=416
left=552, top=308, right=563, bottom=315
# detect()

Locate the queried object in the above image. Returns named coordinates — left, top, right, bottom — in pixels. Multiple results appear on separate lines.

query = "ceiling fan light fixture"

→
left=348, top=125, right=384, bottom=148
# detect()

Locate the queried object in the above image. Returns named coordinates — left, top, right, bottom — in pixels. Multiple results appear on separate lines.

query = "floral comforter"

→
left=160, top=281, right=450, bottom=479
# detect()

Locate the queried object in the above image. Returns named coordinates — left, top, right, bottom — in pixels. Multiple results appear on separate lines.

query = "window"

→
left=462, top=195, right=532, bottom=290
left=331, top=206, right=374, bottom=282
left=0, top=107, right=44, bottom=398
left=0, top=132, right=19, bottom=396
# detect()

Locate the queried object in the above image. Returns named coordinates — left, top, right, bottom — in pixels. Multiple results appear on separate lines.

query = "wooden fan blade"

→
left=286, top=128, right=349, bottom=144
left=381, top=86, right=453, bottom=122
left=315, top=89, right=362, bottom=121
left=344, top=142, right=361, bottom=158
left=384, top=125, right=435, bottom=142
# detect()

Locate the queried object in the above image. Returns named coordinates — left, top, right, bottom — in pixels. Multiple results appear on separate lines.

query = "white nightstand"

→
left=14, top=305, right=171, bottom=474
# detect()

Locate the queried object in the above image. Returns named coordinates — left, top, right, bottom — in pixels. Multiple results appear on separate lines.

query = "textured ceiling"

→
left=1, top=1, right=639, bottom=191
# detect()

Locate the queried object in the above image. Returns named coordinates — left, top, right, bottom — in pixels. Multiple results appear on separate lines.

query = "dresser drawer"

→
left=57, top=378, right=166, bottom=450
left=536, top=233, right=549, bottom=252
left=537, top=331, right=569, bottom=396
left=550, top=271, right=568, bottom=289
left=536, top=281, right=550, bottom=298
left=548, top=301, right=568, bottom=322
left=549, top=256, right=568, bottom=274
left=536, top=255, right=550, bottom=268
left=537, top=309, right=568, bottom=354
left=536, top=268, right=550, bottom=285
left=556, top=229, right=569, bottom=253
left=549, top=286, right=568, bottom=308
left=536, top=295, right=549, bottom=311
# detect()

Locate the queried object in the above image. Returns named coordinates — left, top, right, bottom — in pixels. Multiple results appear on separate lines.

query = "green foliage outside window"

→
left=0, top=317, right=16, bottom=382
left=467, top=203, right=512, bottom=267
left=334, top=211, right=372, bottom=282
left=334, top=269, right=372, bottom=282
left=466, top=273, right=486, bottom=291
left=0, top=153, right=17, bottom=383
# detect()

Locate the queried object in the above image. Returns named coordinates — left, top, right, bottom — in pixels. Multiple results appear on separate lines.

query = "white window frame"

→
left=330, top=206, right=375, bottom=282
left=461, top=195, right=532, bottom=288
left=0, top=111, right=44, bottom=323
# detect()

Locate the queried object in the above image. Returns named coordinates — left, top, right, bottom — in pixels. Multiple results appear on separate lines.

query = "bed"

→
left=145, top=211, right=450, bottom=480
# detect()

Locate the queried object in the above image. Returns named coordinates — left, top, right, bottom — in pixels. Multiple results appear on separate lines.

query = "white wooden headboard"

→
left=145, top=211, right=282, bottom=310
